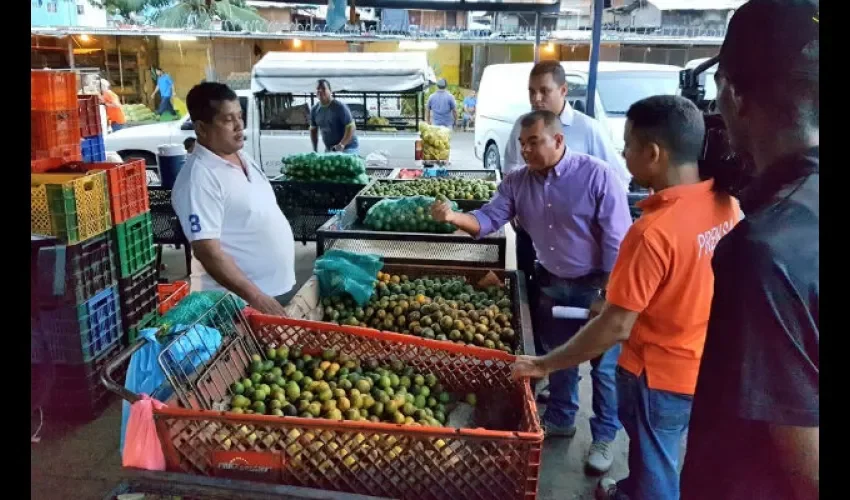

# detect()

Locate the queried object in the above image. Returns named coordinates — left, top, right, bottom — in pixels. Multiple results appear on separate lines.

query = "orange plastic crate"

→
left=71, top=160, right=149, bottom=224
left=31, top=157, right=66, bottom=174
left=158, top=280, right=189, bottom=315
left=31, top=109, right=81, bottom=158
left=152, top=316, right=543, bottom=500
left=31, top=70, right=78, bottom=111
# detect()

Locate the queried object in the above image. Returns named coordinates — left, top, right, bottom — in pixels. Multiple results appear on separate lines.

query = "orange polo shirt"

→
left=102, top=89, right=126, bottom=125
left=606, top=180, right=740, bottom=395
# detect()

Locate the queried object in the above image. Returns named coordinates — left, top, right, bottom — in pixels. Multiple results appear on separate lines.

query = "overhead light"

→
left=79, top=34, right=91, bottom=42
left=399, top=41, right=438, bottom=51
left=160, top=34, right=198, bottom=42
left=292, top=38, right=302, bottom=48
left=544, top=42, right=555, bottom=53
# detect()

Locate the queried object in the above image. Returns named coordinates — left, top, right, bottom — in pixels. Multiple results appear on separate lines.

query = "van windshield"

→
left=596, top=72, right=681, bottom=115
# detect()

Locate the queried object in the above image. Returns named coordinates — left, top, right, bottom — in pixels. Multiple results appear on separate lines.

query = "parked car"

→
left=475, top=61, right=682, bottom=171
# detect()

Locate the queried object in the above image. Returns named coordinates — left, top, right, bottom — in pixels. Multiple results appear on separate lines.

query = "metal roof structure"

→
left=609, top=0, right=745, bottom=12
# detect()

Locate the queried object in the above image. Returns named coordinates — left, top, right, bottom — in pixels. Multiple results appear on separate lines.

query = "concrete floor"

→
left=32, top=138, right=635, bottom=498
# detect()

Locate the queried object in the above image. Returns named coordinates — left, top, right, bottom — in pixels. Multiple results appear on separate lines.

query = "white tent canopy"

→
left=251, top=51, right=436, bottom=94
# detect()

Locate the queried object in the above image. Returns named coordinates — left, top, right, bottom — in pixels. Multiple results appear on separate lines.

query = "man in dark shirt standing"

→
left=681, top=1, right=819, bottom=499
left=310, top=79, right=360, bottom=155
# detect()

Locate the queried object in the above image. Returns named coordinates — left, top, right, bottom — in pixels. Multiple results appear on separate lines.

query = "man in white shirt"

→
left=172, top=82, right=295, bottom=316
left=502, top=61, right=632, bottom=192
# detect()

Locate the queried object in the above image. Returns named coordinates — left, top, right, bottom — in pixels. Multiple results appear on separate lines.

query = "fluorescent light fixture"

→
left=544, top=42, right=555, bottom=53
left=79, top=34, right=91, bottom=42
left=292, top=38, right=302, bottom=48
left=399, top=40, right=438, bottom=50
left=160, top=34, right=198, bottom=42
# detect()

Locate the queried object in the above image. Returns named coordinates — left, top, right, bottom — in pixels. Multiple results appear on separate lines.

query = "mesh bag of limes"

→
left=282, top=152, right=369, bottom=184
left=364, top=195, right=457, bottom=233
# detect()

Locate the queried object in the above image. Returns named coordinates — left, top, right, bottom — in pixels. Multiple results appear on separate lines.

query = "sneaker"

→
left=541, top=421, right=577, bottom=438
left=586, top=440, right=614, bottom=475
left=595, top=478, right=620, bottom=500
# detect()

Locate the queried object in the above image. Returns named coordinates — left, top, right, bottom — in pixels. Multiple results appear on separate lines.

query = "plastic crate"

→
left=119, top=265, right=160, bottom=344
left=81, top=135, right=106, bottom=163
left=31, top=143, right=83, bottom=163
left=78, top=95, right=103, bottom=137
left=31, top=286, right=123, bottom=365
left=31, top=70, right=78, bottom=111
left=148, top=187, right=189, bottom=245
left=31, top=157, right=66, bottom=174
left=31, top=171, right=112, bottom=244
left=31, top=109, right=81, bottom=158
left=73, top=159, right=150, bottom=225
left=152, top=315, right=543, bottom=500
left=158, top=280, right=189, bottom=315
left=34, top=232, right=118, bottom=308
left=114, top=211, right=156, bottom=278
left=31, top=342, right=128, bottom=421
left=271, top=179, right=367, bottom=214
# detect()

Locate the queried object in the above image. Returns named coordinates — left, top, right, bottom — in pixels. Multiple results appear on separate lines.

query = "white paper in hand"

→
left=552, top=306, right=590, bottom=320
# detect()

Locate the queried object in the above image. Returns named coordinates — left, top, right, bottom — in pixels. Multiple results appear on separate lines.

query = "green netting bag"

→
left=363, top=195, right=458, bottom=233
left=281, top=152, right=367, bottom=183
left=314, top=250, right=383, bottom=306
left=156, top=291, right=247, bottom=330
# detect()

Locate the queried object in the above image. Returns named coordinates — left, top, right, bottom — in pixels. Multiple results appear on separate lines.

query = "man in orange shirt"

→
left=100, top=79, right=126, bottom=132
left=512, top=95, right=740, bottom=500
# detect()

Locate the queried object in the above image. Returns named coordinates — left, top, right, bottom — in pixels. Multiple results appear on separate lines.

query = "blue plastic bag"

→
left=120, top=324, right=223, bottom=452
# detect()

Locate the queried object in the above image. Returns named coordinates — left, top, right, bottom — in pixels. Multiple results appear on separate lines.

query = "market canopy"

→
left=251, top=51, right=437, bottom=93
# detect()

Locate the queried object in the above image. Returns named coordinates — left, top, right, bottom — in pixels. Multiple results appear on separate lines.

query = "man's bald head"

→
left=518, top=110, right=566, bottom=171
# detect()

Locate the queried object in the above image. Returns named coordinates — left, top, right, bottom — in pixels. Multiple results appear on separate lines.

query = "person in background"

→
left=184, top=137, right=196, bottom=154
left=432, top=110, right=631, bottom=475
left=152, top=67, right=176, bottom=116
left=171, top=82, right=295, bottom=316
left=310, top=79, right=360, bottom=155
left=681, top=1, right=819, bottom=499
left=462, top=90, right=477, bottom=131
left=100, top=80, right=126, bottom=132
left=427, top=79, right=457, bottom=129
left=512, top=95, right=741, bottom=500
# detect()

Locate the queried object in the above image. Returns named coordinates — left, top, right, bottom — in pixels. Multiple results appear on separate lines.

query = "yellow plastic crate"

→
left=31, top=171, right=111, bottom=244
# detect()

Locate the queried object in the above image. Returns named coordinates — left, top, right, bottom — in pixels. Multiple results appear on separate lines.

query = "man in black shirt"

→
left=680, top=1, right=819, bottom=499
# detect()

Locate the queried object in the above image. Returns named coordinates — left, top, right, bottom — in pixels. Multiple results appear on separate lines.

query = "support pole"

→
left=586, top=0, right=603, bottom=118
left=533, top=13, right=541, bottom=63
left=67, top=36, right=75, bottom=69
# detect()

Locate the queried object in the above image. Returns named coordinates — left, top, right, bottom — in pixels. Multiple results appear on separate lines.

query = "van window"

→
left=596, top=71, right=681, bottom=115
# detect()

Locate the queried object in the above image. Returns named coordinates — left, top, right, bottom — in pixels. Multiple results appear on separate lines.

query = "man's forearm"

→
left=341, top=125, right=355, bottom=147
left=541, top=306, right=632, bottom=373
left=194, top=245, right=265, bottom=303
left=446, top=212, right=482, bottom=237
left=310, top=128, right=319, bottom=152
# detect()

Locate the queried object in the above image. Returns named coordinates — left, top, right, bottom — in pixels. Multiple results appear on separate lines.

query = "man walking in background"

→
left=310, top=79, right=360, bottom=155
left=681, top=1, right=819, bottom=498
left=427, top=78, right=457, bottom=129
left=462, top=90, right=477, bottom=131
left=432, top=110, right=631, bottom=475
left=152, top=67, right=176, bottom=116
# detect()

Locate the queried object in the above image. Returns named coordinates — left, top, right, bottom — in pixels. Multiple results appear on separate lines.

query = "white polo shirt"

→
left=171, top=144, right=295, bottom=297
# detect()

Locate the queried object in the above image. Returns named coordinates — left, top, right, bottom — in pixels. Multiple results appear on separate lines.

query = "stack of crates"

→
left=31, top=70, right=82, bottom=163
left=78, top=95, right=105, bottom=162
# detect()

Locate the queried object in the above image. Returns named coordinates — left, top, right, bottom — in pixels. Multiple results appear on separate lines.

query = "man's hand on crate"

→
left=511, top=355, right=548, bottom=380
left=248, top=292, right=288, bottom=317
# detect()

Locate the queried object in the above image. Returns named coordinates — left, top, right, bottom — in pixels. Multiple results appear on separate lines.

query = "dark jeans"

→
left=111, top=123, right=125, bottom=132
left=157, top=97, right=175, bottom=115
left=616, top=368, right=693, bottom=500
left=534, top=265, right=621, bottom=442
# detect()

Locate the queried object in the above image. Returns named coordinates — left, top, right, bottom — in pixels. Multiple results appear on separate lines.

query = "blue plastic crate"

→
left=81, top=135, right=106, bottom=163
left=31, top=285, right=123, bottom=365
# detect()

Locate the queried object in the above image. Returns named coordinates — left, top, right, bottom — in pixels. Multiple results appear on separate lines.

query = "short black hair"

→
left=186, top=82, right=239, bottom=124
left=317, top=79, right=332, bottom=91
left=719, top=0, right=818, bottom=127
left=520, top=110, right=563, bottom=135
left=183, top=137, right=196, bottom=150
left=626, top=95, right=705, bottom=166
left=529, top=61, right=566, bottom=87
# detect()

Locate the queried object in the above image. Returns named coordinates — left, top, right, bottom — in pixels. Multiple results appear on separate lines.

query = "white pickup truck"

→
left=105, top=52, right=436, bottom=176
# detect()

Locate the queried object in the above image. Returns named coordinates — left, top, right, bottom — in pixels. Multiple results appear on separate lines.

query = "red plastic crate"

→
left=31, top=157, right=66, bottom=173
left=32, top=70, right=78, bottom=111
left=78, top=95, right=103, bottom=138
left=71, top=160, right=149, bottom=224
left=31, top=109, right=81, bottom=158
left=158, top=280, right=189, bottom=315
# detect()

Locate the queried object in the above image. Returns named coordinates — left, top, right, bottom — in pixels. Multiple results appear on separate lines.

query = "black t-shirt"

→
left=681, top=148, right=819, bottom=500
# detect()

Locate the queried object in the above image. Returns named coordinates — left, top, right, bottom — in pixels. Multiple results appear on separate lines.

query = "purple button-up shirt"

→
left=472, top=150, right=631, bottom=279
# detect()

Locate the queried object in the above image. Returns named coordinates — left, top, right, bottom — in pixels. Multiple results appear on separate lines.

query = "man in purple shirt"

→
left=432, top=110, right=631, bottom=474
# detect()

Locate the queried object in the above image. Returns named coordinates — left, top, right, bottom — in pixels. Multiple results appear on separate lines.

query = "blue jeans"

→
left=534, top=267, right=621, bottom=442
left=616, top=368, right=693, bottom=500
left=157, top=97, right=175, bottom=115
left=111, top=123, right=124, bottom=132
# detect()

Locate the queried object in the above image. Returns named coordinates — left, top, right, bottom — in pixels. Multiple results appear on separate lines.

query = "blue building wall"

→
left=32, top=0, right=79, bottom=27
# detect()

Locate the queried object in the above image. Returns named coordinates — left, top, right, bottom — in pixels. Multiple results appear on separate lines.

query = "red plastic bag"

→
left=122, top=395, right=167, bottom=470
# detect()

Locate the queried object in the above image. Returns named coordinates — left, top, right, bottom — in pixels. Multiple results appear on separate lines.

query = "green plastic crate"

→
left=114, top=211, right=156, bottom=278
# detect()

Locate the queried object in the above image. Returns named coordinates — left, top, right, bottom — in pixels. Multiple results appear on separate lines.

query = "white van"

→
left=475, top=61, right=682, bottom=170
left=684, top=58, right=719, bottom=101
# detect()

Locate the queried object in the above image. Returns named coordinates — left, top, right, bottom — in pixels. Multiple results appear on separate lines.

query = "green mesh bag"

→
left=363, top=195, right=458, bottom=233
left=314, top=250, right=383, bottom=306
left=156, top=291, right=247, bottom=330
